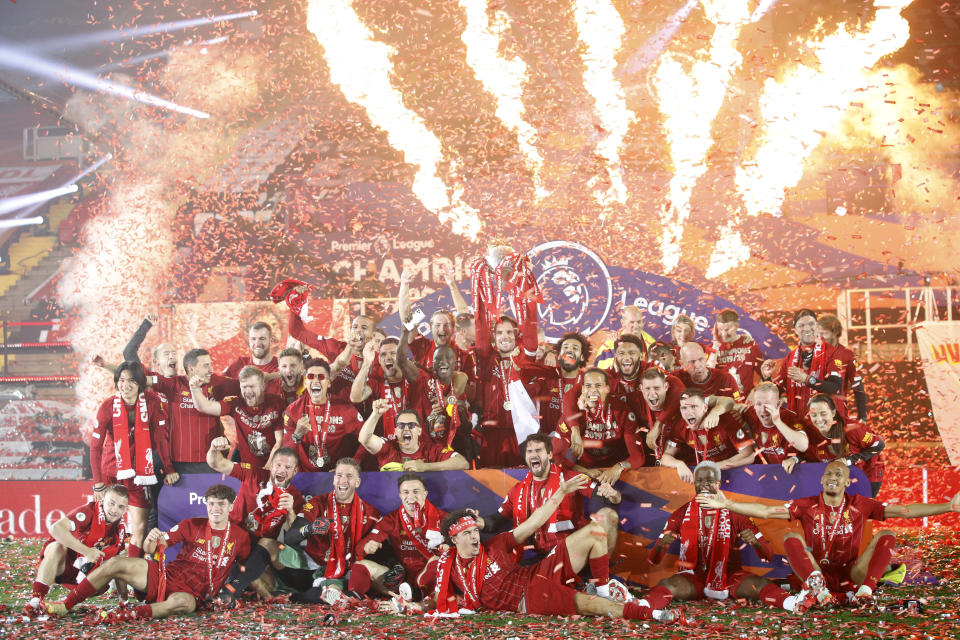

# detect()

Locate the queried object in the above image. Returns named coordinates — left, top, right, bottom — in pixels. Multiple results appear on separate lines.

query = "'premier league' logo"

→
left=527, top=241, right=613, bottom=341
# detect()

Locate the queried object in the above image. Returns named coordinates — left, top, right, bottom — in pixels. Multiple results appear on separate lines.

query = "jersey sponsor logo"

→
left=527, top=241, right=613, bottom=340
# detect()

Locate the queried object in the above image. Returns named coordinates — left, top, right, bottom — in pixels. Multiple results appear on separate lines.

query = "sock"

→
left=644, top=585, right=674, bottom=610
left=862, top=534, right=896, bottom=590
left=132, top=604, right=153, bottom=619
left=347, top=564, right=372, bottom=595
left=32, top=580, right=50, bottom=600
left=227, top=545, right=271, bottom=595
left=783, top=537, right=816, bottom=581
left=64, top=578, right=98, bottom=611
left=758, top=582, right=789, bottom=609
left=622, top=600, right=652, bottom=620
left=589, top=554, right=610, bottom=587
left=128, top=544, right=143, bottom=559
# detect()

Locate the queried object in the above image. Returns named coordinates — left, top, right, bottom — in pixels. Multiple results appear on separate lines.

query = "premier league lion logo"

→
left=527, top=241, right=613, bottom=341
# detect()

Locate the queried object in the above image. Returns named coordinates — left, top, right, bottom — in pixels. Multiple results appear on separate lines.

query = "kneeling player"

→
left=430, top=474, right=676, bottom=622
left=646, top=462, right=801, bottom=612
left=356, top=473, right=447, bottom=602
left=46, top=484, right=252, bottom=622
left=697, top=460, right=960, bottom=610
left=23, top=485, right=130, bottom=617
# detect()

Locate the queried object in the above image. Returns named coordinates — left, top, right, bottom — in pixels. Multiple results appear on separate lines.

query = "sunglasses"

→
left=395, top=421, right=419, bottom=430
left=305, top=372, right=327, bottom=381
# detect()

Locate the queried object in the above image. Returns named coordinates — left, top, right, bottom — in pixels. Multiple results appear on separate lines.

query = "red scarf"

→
left=785, top=339, right=828, bottom=413
left=513, top=464, right=574, bottom=543
left=434, top=544, right=487, bottom=615
left=398, top=500, right=443, bottom=559
left=678, top=500, right=732, bottom=595
left=248, top=482, right=289, bottom=537
left=324, top=494, right=366, bottom=579
left=382, top=378, right=408, bottom=439
left=79, top=502, right=127, bottom=560
left=112, top=392, right=156, bottom=485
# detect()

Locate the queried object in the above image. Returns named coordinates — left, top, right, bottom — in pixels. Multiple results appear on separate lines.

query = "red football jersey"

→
left=661, top=501, right=760, bottom=576
left=91, top=391, right=172, bottom=483
left=162, top=517, right=253, bottom=599
left=153, top=374, right=240, bottom=463
left=786, top=493, right=885, bottom=565
left=669, top=413, right=749, bottom=465
left=362, top=506, right=448, bottom=577
left=218, top=393, right=285, bottom=469
left=374, top=438, right=458, bottom=469
left=222, top=355, right=278, bottom=378
left=804, top=422, right=885, bottom=483
left=282, top=395, right=364, bottom=472
left=228, top=462, right=304, bottom=539
left=577, top=399, right=648, bottom=469
left=498, top=467, right=592, bottom=553
left=742, top=406, right=810, bottom=464
left=713, top=337, right=764, bottom=395
left=677, top=368, right=742, bottom=401
left=298, top=494, right=380, bottom=568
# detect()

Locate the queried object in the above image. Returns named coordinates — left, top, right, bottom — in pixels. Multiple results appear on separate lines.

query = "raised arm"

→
left=350, top=341, right=377, bottom=403
left=695, top=490, right=790, bottom=520
left=884, top=490, right=960, bottom=519
left=188, top=376, right=223, bottom=416
left=205, top=436, right=236, bottom=475
left=396, top=323, right=421, bottom=384
left=123, top=313, right=157, bottom=363
left=441, top=264, right=470, bottom=315
left=357, top=400, right=388, bottom=455
left=512, top=473, right=589, bottom=545
left=398, top=266, right=415, bottom=325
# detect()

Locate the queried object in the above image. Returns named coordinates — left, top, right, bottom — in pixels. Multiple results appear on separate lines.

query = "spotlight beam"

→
left=0, top=185, right=78, bottom=216
left=27, top=11, right=257, bottom=53
left=0, top=44, right=210, bottom=119
left=0, top=216, right=44, bottom=230
left=622, top=0, right=700, bottom=74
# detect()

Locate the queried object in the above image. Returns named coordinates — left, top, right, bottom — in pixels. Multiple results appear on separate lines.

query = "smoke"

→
left=58, top=45, right=268, bottom=434
left=826, top=63, right=959, bottom=215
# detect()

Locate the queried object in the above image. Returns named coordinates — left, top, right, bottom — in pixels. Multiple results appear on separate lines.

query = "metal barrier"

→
left=0, top=319, right=73, bottom=378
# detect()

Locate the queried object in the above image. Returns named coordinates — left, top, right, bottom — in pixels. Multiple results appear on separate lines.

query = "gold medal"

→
left=503, top=401, right=512, bottom=411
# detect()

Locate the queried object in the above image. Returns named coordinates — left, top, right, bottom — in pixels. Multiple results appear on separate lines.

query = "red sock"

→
left=347, top=564, right=371, bottom=595
left=64, top=578, right=98, bottom=610
left=783, top=537, right=816, bottom=581
left=758, top=582, right=789, bottom=608
left=32, top=580, right=50, bottom=600
left=863, top=533, right=896, bottom=590
left=589, top=554, right=610, bottom=587
left=133, top=604, right=153, bottom=619
left=644, top=585, right=673, bottom=610
left=622, top=601, right=652, bottom=620
left=128, top=544, right=143, bottom=559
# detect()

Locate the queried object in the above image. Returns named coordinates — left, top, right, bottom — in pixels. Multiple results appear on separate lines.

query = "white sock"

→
left=782, top=595, right=798, bottom=612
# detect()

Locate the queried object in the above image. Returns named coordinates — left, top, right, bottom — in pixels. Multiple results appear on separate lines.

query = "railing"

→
left=0, top=320, right=73, bottom=379
left=837, top=286, right=957, bottom=363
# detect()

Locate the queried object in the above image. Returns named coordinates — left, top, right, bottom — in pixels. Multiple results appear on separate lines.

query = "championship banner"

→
left=377, top=240, right=790, bottom=358
left=915, top=321, right=960, bottom=466
left=158, top=463, right=869, bottom=586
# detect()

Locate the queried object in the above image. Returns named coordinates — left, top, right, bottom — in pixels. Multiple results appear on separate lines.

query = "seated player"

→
left=569, top=368, right=648, bottom=485
left=803, top=394, right=884, bottom=497
left=205, top=438, right=304, bottom=604
left=481, top=434, right=622, bottom=573
left=278, top=458, right=381, bottom=604
left=358, top=401, right=469, bottom=471
left=23, top=485, right=130, bottom=618
left=283, top=358, right=364, bottom=472
left=46, top=484, right=253, bottom=623
left=660, top=389, right=751, bottom=483
left=429, top=476, right=676, bottom=622
left=191, top=365, right=285, bottom=470
left=356, top=473, right=448, bottom=602
left=741, top=382, right=810, bottom=467
left=646, top=462, right=801, bottom=612
left=697, top=460, right=960, bottom=610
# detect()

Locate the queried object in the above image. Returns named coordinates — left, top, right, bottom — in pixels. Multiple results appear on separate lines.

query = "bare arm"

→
left=770, top=409, right=809, bottom=452
left=350, top=341, right=377, bottom=404
left=49, top=517, right=102, bottom=562
left=406, top=454, right=469, bottom=472
left=442, top=264, right=469, bottom=315
left=696, top=490, right=790, bottom=520
left=205, top=437, right=235, bottom=475
left=885, top=491, right=960, bottom=519
left=398, top=266, right=415, bottom=325
left=358, top=400, right=388, bottom=454
left=396, top=324, right=421, bottom=384
left=189, top=377, right=222, bottom=416
left=717, top=443, right=756, bottom=471
left=660, top=444, right=693, bottom=483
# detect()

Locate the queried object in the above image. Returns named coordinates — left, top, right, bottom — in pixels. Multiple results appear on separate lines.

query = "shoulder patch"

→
left=304, top=503, right=315, bottom=511
left=170, top=524, right=179, bottom=532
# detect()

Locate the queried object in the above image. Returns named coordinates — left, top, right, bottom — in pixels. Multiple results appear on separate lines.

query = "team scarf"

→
left=433, top=518, right=486, bottom=615
left=512, top=464, right=574, bottom=542
left=382, top=378, right=409, bottom=439
left=305, top=399, right=332, bottom=469
left=469, top=253, right=541, bottom=333
left=785, top=338, right=828, bottom=413
left=678, top=500, right=732, bottom=595
left=398, top=500, right=444, bottom=559
left=112, top=392, right=156, bottom=485
left=73, top=502, right=128, bottom=580
left=324, top=494, right=367, bottom=579
left=270, top=278, right=310, bottom=315
left=249, top=481, right=289, bottom=538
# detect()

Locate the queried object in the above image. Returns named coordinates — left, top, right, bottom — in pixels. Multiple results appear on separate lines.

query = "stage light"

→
left=0, top=45, right=210, bottom=119
left=0, top=216, right=44, bottom=229
left=27, top=11, right=257, bottom=53
left=0, top=185, right=78, bottom=216
left=95, top=37, right=229, bottom=72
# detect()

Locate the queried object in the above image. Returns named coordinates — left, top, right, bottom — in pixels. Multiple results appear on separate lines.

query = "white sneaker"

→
left=398, top=582, right=413, bottom=602
left=605, top=578, right=636, bottom=603
left=321, top=586, right=347, bottom=606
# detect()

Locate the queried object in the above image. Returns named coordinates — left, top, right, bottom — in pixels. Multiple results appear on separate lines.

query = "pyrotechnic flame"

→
left=305, top=0, right=481, bottom=238
left=734, top=1, right=914, bottom=222
left=705, top=223, right=751, bottom=278
left=653, top=0, right=750, bottom=273
left=459, top=0, right=548, bottom=200
left=572, top=0, right=632, bottom=211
